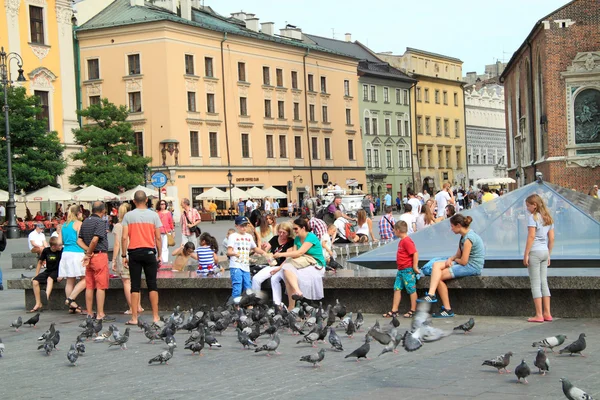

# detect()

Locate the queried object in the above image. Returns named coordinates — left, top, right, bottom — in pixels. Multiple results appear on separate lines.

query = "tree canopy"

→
left=69, top=98, right=151, bottom=193
left=0, top=86, right=66, bottom=193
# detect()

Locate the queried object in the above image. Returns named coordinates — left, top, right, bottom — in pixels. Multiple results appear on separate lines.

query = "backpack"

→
left=0, top=230, right=6, bottom=252
left=344, top=222, right=356, bottom=240
left=315, top=203, right=331, bottom=220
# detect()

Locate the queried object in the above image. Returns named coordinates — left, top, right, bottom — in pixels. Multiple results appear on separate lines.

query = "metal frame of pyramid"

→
left=350, top=180, right=600, bottom=269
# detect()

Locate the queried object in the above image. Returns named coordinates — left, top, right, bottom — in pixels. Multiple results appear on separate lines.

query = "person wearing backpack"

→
left=0, top=229, right=6, bottom=290
left=332, top=210, right=358, bottom=244
left=378, top=206, right=397, bottom=241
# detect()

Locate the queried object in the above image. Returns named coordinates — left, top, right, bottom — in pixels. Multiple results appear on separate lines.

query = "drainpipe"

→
left=220, top=33, right=231, bottom=167
left=408, top=80, right=417, bottom=191
left=72, top=19, right=82, bottom=127
left=302, top=49, right=315, bottom=196
left=462, top=83, right=468, bottom=188
left=527, top=41, right=537, bottom=179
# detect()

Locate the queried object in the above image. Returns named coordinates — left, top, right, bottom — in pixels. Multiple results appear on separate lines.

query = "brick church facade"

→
left=501, top=0, right=600, bottom=191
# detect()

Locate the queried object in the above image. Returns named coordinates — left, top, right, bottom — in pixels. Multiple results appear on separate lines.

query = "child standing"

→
left=523, top=194, right=555, bottom=322
left=172, top=242, right=197, bottom=276
left=30, top=236, right=63, bottom=312
left=222, top=229, right=236, bottom=252
left=197, top=232, right=219, bottom=275
left=227, top=216, right=266, bottom=298
left=383, top=221, right=420, bottom=318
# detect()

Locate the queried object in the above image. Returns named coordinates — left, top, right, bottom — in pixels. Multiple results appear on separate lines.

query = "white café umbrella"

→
left=72, top=185, right=118, bottom=202
left=225, top=187, right=248, bottom=201
left=246, top=186, right=267, bottom=198
left=262, top=186, right=287, bottom=199
left=0, top=189, right=8, bottom=202
left=475, top=177, right=516, bottom=186
left=23, top=185, right=73, bottom=202
left=195, top=187, right=228, bottom=200
left=118, top=185, right=159, bottom=201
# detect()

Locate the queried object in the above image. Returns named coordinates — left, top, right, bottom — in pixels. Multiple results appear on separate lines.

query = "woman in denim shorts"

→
left=418, top=214, right=484, bottom=317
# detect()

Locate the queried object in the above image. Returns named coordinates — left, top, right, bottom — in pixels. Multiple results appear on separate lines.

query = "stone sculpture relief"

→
left=574, top=89, right=600, bottom=144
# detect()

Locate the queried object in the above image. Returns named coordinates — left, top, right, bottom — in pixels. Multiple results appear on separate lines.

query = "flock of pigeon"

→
left=3, top=290, right=596, bottom=399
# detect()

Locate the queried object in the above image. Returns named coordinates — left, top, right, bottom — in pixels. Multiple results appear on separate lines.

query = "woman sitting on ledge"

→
left=272, top=218, right=326, bottom=308
left=418, top=214, right=485, bottom=318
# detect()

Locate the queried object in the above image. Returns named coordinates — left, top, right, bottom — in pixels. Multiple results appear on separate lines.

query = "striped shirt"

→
left=196, top=245, right=215, bottom=271
left=122, top=208, right=162, bottom=250
left=78, top=214, right=109, bottom=252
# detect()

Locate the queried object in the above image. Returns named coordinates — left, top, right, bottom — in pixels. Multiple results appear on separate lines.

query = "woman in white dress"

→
left=58, top=205, right=86, bottom=314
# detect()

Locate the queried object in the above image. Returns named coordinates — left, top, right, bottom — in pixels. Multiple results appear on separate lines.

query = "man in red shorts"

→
left=77, top=201, right=114, bottom=321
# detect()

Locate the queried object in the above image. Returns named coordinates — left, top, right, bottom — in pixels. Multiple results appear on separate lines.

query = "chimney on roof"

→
left=231, top=11, right=247, bottom=21
left=130, top=0, right=144, bottom=6
left=191, top=0, right=201, bottom=8
left=280, top=25, right=302, bottom=40
left=261, top=22, right=274, bottom=36
left=245, top=16, right=259, bottom=32
left=345, top=33, right=351, bottom=42
left=180, top=0, right=192, bottom=20
left=152, top=0, right=177, bottom=13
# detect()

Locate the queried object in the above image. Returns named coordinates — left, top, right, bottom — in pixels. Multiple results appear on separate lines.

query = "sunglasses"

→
left=293, top=227, right=299, bottom=231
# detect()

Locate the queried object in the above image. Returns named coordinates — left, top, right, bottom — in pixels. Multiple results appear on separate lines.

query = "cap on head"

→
left=36, top=222, right=45, bottom=229
left=417, top=192, right=423, bottom=198
left=235, top=216, right=250, bottom=225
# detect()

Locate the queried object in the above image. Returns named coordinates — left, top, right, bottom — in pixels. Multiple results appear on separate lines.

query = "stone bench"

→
left=7, top=268, right=600, bottom=317
left=11, top=250, right=114, bottom=269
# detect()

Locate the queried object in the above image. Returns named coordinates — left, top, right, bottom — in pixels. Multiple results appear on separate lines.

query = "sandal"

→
left=69, top=306, right=82, bottom=314
left=28, top=306, right=43, bottom=313
left=65, top=297, right=74, bottom=307
left=403, top=310, right=415, bottom=318
left=291, top=293, right=304, bottom=301
left=382, top=311, right=398, bottom=318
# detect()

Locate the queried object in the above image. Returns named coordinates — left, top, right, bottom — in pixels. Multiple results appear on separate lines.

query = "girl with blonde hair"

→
left=58, top=205, right=86, bottom=313
left=523, top=193, right=554, bottom=322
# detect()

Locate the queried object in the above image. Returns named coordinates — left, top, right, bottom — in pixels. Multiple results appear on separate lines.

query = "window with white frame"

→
left=266, top=135, right=274, bottom=158
left=364, top=117, right=370, bottom=135
left=324, top=138, right=331, bottom=160
left=386, top=149, right=392, bottom=168
left=295, top=136, right=302, bottom=158
left=206, top=93, right=215, bottom=113
left=128, top=54, right=140, bottom=75
left=395, top=88, right=401, bottom=104
left=398, top=149, right=404, bottom=168
left=204, top=57, right=214, bottom=77
left=383, top=87, right=389, bottom=103
left=241, top=133, right=250, bottom=158
left=373, top=149, right=380, bottom=168
left=385, top=118, right=391, bottom=135
left=370, top=85, right=376, bottom=101
left=29, top=6, right=45, bottom=44
left=187, top=92, right=196, bottom=112
left=185, top=55, right=195, bottom=75
left=345, top=108, right=352, bottom=125
left=189, top=131, right=199, bottom=157
left=366, top=149, right=372, bottom=168
left=372, top=117, right=378, bottom=135
left=129, top=92, right=142, bottom=113
left=344, top=80, right=350, bottom=96
left=209, top=132, right=218, bottom=157
left=311, top=137, right=319, bottom=159
left=405, top=150, right=411, bottom=168
left=363, top=84, right=369, bottom=100
left=404, top=120, right=409, bottom=137
left=87, top=59, right=99, bottom=80
left=279, top=135, right=287, bottom=158
left=403, top=89, right=409, bottom=105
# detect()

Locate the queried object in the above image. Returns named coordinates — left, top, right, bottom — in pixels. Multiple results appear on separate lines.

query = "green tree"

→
left=0, top=86, right=66, bottom=192
left=70, top=98, right=151, bottom=193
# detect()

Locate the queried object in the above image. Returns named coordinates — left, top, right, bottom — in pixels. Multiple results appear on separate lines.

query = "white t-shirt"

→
left=264, top=200, right=271, bottom=211
left=423, top=193, right=430, bottom=202
left=435, top=190, right=451, bottom=218
left=321, top=232, right=332, bottom=260
left=227, top=232, right=257, bottom=272
left=399, top=213, right=416, bottom=234
left=0, top=205, right=5, bottom=217
left=28, top=230, right=46, bottom=250
left=407, top=198, right=421, bottom=217
left=334, top=217, right=349, bottom=240
left=245, top=200, right=253, bottom=212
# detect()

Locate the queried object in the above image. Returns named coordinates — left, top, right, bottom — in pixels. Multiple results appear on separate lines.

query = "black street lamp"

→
left=227, top=170, right=233, bottom=220
left=368, top=174, right=375, bottom=195
left=1, top=47, right=26, bottom=239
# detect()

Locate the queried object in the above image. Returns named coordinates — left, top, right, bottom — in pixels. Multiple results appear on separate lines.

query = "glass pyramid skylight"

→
left=350, top=181, right=600, bottom=269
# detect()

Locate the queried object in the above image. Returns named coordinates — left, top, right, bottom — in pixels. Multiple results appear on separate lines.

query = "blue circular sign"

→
left=151, top=172, right=168, bottom=188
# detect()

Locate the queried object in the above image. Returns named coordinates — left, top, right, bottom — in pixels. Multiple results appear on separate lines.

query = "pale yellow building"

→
left=75, top=0, right=364, bottom=210
left=1, top=0, right=79, bottom=189
left=379, top=48, right=468, bottom=192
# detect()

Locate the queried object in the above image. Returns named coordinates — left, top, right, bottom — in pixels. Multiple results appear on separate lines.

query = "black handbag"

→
left=184, top=211, right=201, bottom=237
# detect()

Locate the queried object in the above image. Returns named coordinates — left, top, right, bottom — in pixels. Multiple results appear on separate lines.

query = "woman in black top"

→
left=251, top=221, right=294, bottom=305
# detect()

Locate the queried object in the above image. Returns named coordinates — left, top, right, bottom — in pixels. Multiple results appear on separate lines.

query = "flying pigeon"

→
left=299, top=348, right=326, bottom=368
left=67, top=344, right=79, bottom=366
left=378, top=329, right=402, bottom=356
left=0, top=337, right=5, bottom=357
left=515, top=359, right=531, bottom=384
left=23, top=313, right=40, bottom=328
left=38, top=322, right=55, bottom=341
left=534, top=347, right=550, bottom=375
left=345, top=335, right=371, bottom=362
left=10, top=316, right=22, bottom=332
left=254, top=333, right=281, bottom=356
left=532, top=334, right=567, bottom=352
left=482, top=351, right=513, bottom=373
left=402, top=302, right=449, bottom=352
left=559, top=333, right=586, bottom=357
left=560, top=377, right=595, bottom=400
left=368, top=326, right=392, bottom=346
left=108, top=328, right=130, bottom=350
left=328, top=328, right=343, bottom=351
left=148, top=346, right=174, bottom=365
left=453, top=318, right=475, bottom=334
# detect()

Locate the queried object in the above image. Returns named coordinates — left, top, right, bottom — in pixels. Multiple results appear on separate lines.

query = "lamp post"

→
left=227, top=170, right=233, bottom=221
left=368, top=174, right=375, bottom=195
left=1, top=47, right=26, bottom=239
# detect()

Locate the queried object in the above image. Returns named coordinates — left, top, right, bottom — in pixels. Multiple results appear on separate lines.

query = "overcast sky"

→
left=213, top=0, right=569, bottom=73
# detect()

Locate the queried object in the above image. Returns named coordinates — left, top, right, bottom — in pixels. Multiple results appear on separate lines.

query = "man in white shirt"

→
left=406, top=190, right=421, bottom=218
left=245, top=199, right=254, bottom=215
left=422, top=190, right=431, bottom=203
left=28, top=223, right=48, bottom=256
left=434, top=183, right=455, bottom=219
left=264, top=198, right=271, bottom=214
left=399, top=204, right=417, bottom=234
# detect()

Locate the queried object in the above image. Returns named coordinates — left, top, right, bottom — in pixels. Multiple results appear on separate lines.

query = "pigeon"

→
left=453, top=318, right=475, bottom=334
left=533, top=334, right=567, bottom=353
left=355, top=311, right=364, bottom=331
left=23, top=313, right=40, bottom=328
left=10, top=316, right=22, bottom=332
left=108, top=328, right=130, bottom=350
left=148, top=346, right=174, bottom=365
left=401, top=302, right=449, bottom=352
left=378, top=329, right=402, bottom=356
left=0, top=337, right=4, bottom=357
left=79, top=314, right=92, bottom=329
left=333, top=299, right=347, bottom=320
left=560, top=377, right=595, bottom=400
left=144, top=327, right=161, bottom=344
left=51, top=330, right=61, bottom=350
left=164, top=334, right=177, bottom=349
left=299, top=348, right=326, bottom=368
left=75, top=336, right=85, bottom=354
left=185, top=340, right=205, bottom=356
left=254, top=333, right=281, bottom=356
left=515, top=359, right=531, bottom=384
left=67, top=343, right=79, bottom=366
left=287, top=314, right=305, bottom=336
left=345, top=319, right=356, bottom=338
left=38, top=322, right=55, bottom=341
left=368, top=326, right=392, bottom=346
left=482, top=352, right=513, bottom=373
left=390, top=315, right=400, bottom=328
left=92, top=318, right=103, bottom=336
left=203, top=328, right=222, bottom=349
left=326, top=305, right=336, bottom=327
left=534, top=347, right=550, bottom=375
left=345, top=335, right=371, bottom=362
left=328, top=328, right=343, bottom=351
left=42, top=340, right=55, bottom=356
left=559, top=333, right=586, bottom=357
left=237, top=328, right=257, bottom=349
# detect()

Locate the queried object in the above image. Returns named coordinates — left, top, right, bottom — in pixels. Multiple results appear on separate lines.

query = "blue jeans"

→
left=230, top=268, right=251, bottom=298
